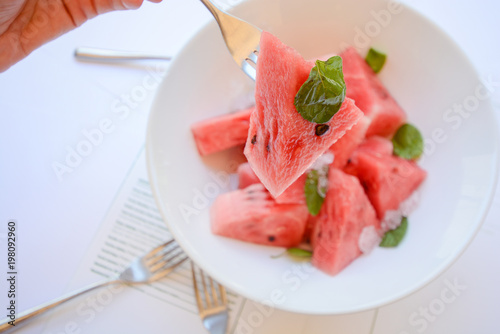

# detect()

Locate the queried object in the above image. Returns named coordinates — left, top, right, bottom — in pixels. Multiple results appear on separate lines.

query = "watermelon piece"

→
left=345, top=149, right=426, bottom=219
left=274, top=174, right=306, bottom=204
left=340, top=47, right=406, bottom=137
left=344, top=136, right=394, bottom=176
left=237, top=162, right=306, bottom=204
left=210, top=183, right=309, bottom=247
left=357, top=136, right=394, bottom=156
left=303, top=214, right=318, bottom=244
left=311, top=168, right=380, bottom=276
left=328, top=115, right=371, bottom=169
left=244, top=32, right=363, bottom=198
left=237, top=162, right=261, bottom=189
left=191, top=107, right=253, bottom=156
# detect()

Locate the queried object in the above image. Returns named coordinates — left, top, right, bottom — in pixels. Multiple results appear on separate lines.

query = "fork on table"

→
left=0, top=239, right=187, bottom=333
left=191, top=261, right=229, bottom=334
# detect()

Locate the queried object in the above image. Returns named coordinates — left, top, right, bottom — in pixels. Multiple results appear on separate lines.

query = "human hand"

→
left=0, top=0, right=162, bottom=72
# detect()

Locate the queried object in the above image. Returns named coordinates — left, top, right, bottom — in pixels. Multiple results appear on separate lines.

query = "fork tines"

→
left=146, top=240, right=187, bottom=278
left=242, top=49, right=259, bottom=80
left=245, top=49, right=259, bottom=67
left=191, top=262, right=228, bottom=316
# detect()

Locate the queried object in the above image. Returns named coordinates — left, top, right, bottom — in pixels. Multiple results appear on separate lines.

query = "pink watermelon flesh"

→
left=345, top=149, right=427, bottom=219
left=244, top=32, right=363, bottom=198
left=311, top=168, right=380, bottom=276
left=191, top=107, right=253, bottom=156
left=303, top=214, right=319, bottom=244
left=237, top=162, right=261, bottom=189
left=210, top=183, right=309, bottom=247
left=307, top=135, right=389, bottom=244
left=340, top=47, right=406, bottom=137
left=237, top=162, right=306, bottom=204
left=328, top=115, right=371, bottom=169
left=356, top=136, right=394, bottom=156
left=274, top=173, right=307, bottom=205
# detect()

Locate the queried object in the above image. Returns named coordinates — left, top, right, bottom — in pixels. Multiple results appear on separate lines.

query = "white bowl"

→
left=146, top=0, right=499, bottom=314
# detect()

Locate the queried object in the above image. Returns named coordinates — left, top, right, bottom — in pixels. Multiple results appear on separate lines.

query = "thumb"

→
left=119, top=0, right=163, bottom=10
left=120, top=0, right=144, bottom=10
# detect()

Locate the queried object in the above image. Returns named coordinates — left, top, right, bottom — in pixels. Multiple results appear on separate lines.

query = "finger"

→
left=0, top=0, right=75, bottom=72
left=0, top=0, right=26, bottom=35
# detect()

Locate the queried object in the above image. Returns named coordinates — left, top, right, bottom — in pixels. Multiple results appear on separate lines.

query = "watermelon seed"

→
left=266, top=144, right=270, bottom=152
left=375, top=87, right=389, bottom=99
left=315, top=124, right=330, bottom=136
left=268, top=235, right=275, bottom=242
left=251, top=134, right=257, bottom=145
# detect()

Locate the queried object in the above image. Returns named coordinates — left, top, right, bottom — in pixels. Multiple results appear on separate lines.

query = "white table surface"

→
left=1, top=0, right=499, bottom=333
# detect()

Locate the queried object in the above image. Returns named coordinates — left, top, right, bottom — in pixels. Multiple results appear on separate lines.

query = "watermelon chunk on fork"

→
left=244, top=32, right=363, bottom=198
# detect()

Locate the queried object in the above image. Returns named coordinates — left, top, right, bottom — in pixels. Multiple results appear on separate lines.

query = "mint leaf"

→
left=380, top=217, right=408, bottom=247
left=392, top=123, right=424, bottom=160
left=294, top=56, right=346, bottom=124
left=365, top=47, right=387, bottom=73
left=271, top=247, right=313, bottom=260
left=287, top=248, right=313, bottom=258
left=304, top=166, right=328, bottom=216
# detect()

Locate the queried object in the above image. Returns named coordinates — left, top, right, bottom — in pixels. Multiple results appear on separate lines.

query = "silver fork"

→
left=0, top=239, right=187, bottom=333
left=191, top=261, right=228, bottom=334
left=199, top=0, right=261, bottom=81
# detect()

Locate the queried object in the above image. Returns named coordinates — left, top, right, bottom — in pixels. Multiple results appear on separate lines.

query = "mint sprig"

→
left=287, top=248, right=313, bottom=258
left=271, top=247, right=313, bottom=260
left=365, top=47, right=387, bottom=73
left=304, top=166, right=328, bottom=216
left=294, top=56, right=346, bottom=124
left=392, top=123, right=424, bottom=160
left=380, top=217, right=408, bottom=247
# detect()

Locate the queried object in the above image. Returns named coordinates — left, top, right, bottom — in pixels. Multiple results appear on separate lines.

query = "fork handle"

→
left=74, top=47, right=171, bottom=61
left=198, top=0, right=221, bottom=19
left=0, top=279, right=117, bottom=333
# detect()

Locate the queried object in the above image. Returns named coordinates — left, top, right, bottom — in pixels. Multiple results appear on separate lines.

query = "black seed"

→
left=376, top=87, right=389, bottom=99
left=268, top=235, right=275, bottom=242
left=266, top=144, right=270, bottom=152
left=315, top=124, right=330, bottom=136
left=347, top=159, right=352, bottom=164
left=251, top=134, right=257, bottom=145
